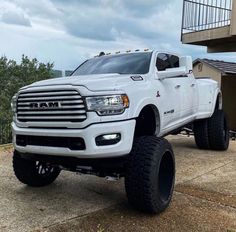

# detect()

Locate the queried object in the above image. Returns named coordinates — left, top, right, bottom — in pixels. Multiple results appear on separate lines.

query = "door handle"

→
left=175, top=85, right=181, bottom=89
left=191, top=83, right=195, bottom=87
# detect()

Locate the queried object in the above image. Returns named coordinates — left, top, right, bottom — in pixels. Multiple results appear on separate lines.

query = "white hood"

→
left=27, top=74, right=135, bottom=91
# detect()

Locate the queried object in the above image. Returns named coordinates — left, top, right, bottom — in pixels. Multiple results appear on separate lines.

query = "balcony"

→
left=181, top=0, right=236, bottom=52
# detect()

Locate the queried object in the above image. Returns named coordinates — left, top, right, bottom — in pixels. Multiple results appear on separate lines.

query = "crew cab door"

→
left=179, top=72, right=197, bottom=119
left=155, top=53, right=182, bottom=128
left=156, top=53, right=197, bottom=131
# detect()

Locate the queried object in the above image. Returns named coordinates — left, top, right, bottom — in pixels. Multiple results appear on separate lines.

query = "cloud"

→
left=64, top=9, right=116, bottom=41
left=13, top=0, right=62, bottom=18
left=0, top=0, right=235, bottom=70
left=1, top=11, right=31, bottom=26
left=0, top=1, right=31, bottom=27
left=121, top=0, right=172, bottom=17
left=60, top=0, right=175, bottom=41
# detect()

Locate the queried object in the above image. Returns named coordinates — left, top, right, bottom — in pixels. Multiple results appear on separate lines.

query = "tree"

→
left=0, top=55, right=54, bottom=120
left=0, top=55, right=54, bottom=144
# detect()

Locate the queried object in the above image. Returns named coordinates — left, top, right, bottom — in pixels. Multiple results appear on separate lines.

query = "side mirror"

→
left=158, top=66, right=187, bottom=80
left=157, top=56, right=193, bottom=80
left=180, top=56, right=193, bottom=73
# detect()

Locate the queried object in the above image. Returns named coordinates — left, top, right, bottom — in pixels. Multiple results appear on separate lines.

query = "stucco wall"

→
left=193, top=62, right=236, bottom=130
left=193, top=63, right=222, bottom=87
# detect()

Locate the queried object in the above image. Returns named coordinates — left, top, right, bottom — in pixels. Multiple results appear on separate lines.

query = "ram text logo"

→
left=29, top=102, right=61, bottom=109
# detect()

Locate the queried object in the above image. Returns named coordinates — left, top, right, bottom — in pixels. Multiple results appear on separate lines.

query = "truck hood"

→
left=26, top=74, right=135, bottom=91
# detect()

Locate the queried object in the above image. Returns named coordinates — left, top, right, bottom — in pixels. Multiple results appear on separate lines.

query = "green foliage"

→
left=0, top=55, right=53, bottom=144
left=0, top=55, right=54, bottom=120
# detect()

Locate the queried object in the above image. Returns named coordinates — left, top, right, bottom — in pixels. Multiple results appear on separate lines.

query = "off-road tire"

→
left=193, top=119, right=210, bottom=149
left=208, top=110, right=229, bottom=151
left=13, top=151, right=61, bottom=187
left=125, top=136, right=175, bottom=214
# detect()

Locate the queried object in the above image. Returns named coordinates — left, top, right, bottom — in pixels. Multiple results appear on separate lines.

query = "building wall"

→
left=193, top=63, right=222, bottom=87
left=222, top=76, right=236, bottom=131
left=193, top=63, right=236, bottom=130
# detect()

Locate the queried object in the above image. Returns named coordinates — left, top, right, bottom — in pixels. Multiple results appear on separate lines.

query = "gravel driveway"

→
left=0, top=136, right=235, bottom=232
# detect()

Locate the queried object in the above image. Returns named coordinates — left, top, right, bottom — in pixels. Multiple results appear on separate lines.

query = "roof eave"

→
left=224, top=71, right=236, bottom=76
left=193, top=59, right=226, bottom=74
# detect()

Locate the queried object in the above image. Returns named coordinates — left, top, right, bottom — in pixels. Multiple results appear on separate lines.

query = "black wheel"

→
left=13, top=151, right=61, bottom=187
left=125, top=136, right=175, bottom=214
left=208, top=110, right=229, bottom=151
left=193, top=119, right=210, bottom=149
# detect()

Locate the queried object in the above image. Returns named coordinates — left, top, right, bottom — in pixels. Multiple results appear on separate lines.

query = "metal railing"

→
left=0, top=119, right=12, bottom=145
left=182, top=0, right=233, bottom=35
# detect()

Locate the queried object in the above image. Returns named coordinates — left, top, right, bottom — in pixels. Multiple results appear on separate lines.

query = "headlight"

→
left=11, top=94, right=17, bottom=113
left=85, top=94, right=129, bottom=116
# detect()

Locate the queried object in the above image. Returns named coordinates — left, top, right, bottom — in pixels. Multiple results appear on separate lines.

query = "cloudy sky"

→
left=0, top=0, right=235, bottom=70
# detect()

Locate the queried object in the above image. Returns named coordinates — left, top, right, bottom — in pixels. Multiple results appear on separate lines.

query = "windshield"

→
left=72, top=52, right=152, bottom=76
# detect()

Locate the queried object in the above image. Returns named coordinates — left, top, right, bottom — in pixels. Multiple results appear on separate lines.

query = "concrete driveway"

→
left=0, top=136, right=235, bottom=232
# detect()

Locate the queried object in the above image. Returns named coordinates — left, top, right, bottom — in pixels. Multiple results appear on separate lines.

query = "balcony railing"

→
left=182, top=0, right=233, bottom=34
left=0, top=119, right=12, bottom=145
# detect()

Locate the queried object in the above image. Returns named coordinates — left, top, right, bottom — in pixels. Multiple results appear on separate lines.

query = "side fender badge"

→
left=156, top=91, right=161, bottom=98
left=130, top=76, right=143, bottom=81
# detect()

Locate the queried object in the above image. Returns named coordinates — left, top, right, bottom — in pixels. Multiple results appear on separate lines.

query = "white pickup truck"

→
left=11, top=50, right=229, bottom=214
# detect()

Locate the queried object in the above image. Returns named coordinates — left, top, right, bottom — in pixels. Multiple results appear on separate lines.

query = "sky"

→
left=0, top=0, right=236, bottom=70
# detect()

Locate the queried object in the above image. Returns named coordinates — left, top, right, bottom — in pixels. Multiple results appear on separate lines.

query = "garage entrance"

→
left=222, top=75, right=236, bottom=131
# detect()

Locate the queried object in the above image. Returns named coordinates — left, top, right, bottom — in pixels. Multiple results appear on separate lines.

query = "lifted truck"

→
left=11, top=50, right=229, bottom=213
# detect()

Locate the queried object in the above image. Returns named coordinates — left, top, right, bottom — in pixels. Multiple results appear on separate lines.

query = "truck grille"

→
left=17, top=89, right=87, bottom=122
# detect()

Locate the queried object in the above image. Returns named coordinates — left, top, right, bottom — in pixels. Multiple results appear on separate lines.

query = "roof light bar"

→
left=94, top=49, right=150, bottom=58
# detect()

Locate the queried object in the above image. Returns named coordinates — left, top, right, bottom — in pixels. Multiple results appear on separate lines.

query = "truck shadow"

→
left=14, top=173, right=126, bottom=216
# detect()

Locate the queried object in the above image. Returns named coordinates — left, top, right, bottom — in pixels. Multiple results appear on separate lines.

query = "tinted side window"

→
left=169, top=55, right=179, bottom=68
left=156, top=53, right=172, bottom=71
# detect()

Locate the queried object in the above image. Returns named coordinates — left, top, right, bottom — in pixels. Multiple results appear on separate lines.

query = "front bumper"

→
left=12, top=120, right=136, bottom=159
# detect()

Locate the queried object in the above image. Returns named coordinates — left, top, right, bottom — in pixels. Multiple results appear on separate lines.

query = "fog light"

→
left=95, top=133, right=121, bottom=146
left=16, top=135, right=27, bottom=147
